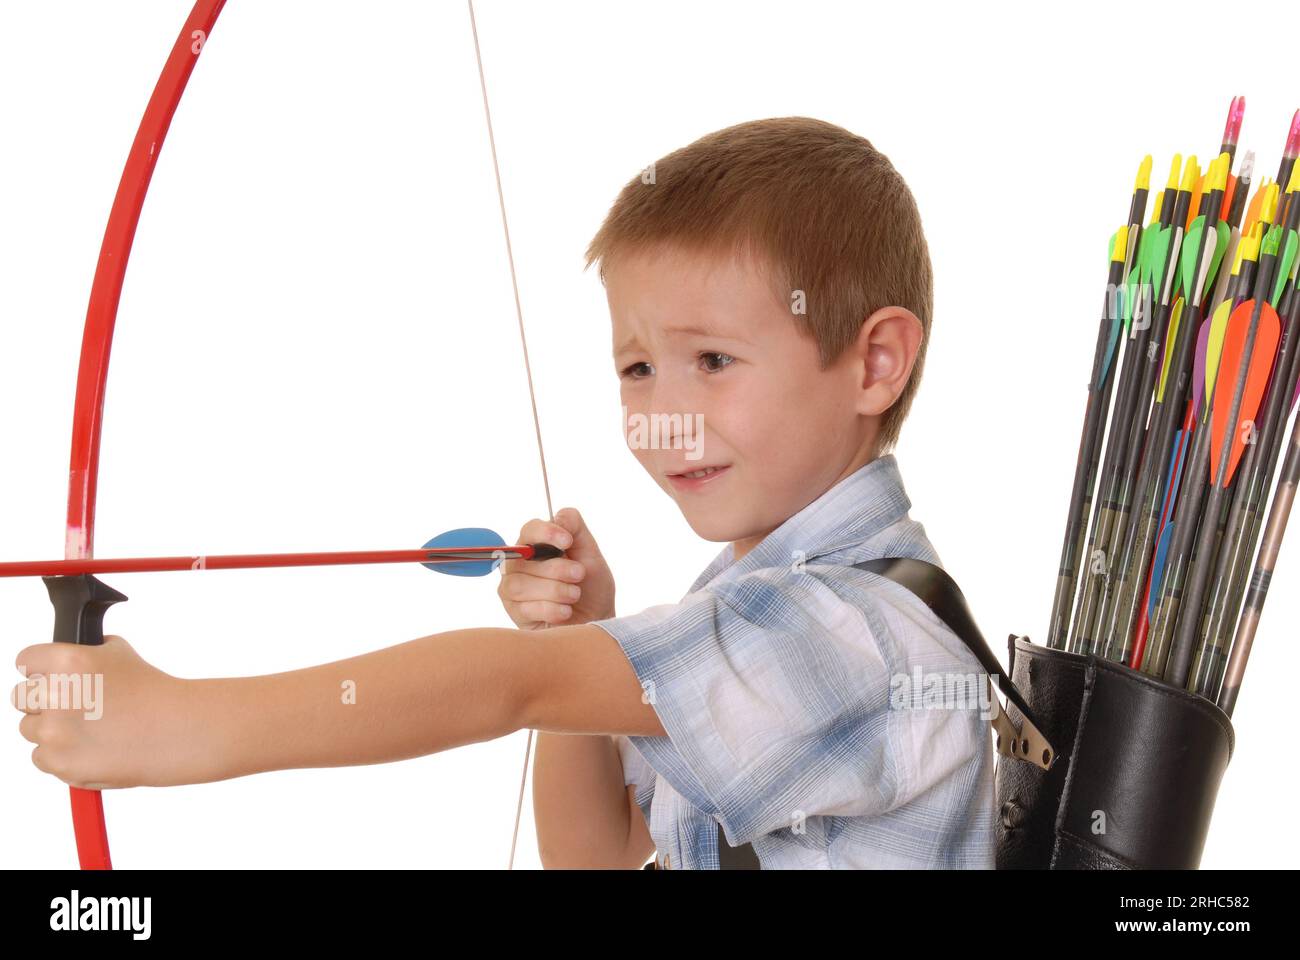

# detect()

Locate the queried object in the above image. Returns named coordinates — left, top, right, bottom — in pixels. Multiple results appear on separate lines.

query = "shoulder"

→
left=716, top=560, right=978, bottom=669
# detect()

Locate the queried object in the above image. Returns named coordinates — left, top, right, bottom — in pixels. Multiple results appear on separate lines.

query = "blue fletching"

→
left=1098, top=312, right=1123, bottom=389
left=1163, top=429, right=1187, bottom=514
left=1147, top=431, right=1187, bottom=618
left=422, top=527, right=507, bottom=577
left=1148, top=521, right=1174, bottom=619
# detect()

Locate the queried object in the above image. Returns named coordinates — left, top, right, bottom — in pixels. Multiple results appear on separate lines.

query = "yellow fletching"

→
left=1244, top=178, right=1272, bottom=238
left=1112, top=225, right=1129, bottom=262
left=1157, top=298, right=1185, bottom=402
left=1135, top=155, right=1153, bottom=191
left=1243, top=221, right=1264, bottom=262
left=1205, top=297, right=1234, bottom=408
left=1263, top=183, right=1280, bottom=225
left=1167, top=154, right=1182, bottom=191
left=1180, top=156, right=1200, bottom=193
left=1212, top=153, right=1231, bottom=191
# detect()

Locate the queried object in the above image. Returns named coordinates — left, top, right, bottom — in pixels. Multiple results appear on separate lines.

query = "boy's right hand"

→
left=499, top=508, right=615, bottom=629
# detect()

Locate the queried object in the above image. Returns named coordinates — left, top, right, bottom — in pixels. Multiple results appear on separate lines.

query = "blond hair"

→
left=585, top=117, right=933, bottom=451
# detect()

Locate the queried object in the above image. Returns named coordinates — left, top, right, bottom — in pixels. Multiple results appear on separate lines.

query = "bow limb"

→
left=62, top=0, right=227, bottom=870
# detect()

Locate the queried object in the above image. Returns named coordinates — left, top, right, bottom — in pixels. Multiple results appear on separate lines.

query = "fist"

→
left=13, top=635, right=216, bottom=789
left=498, top=507, right=616, bottom=629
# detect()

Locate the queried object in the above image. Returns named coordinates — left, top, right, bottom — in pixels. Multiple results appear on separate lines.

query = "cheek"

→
left=742, top=389, right=843, bottom=463
left=696, top=386, right=779, bottom=457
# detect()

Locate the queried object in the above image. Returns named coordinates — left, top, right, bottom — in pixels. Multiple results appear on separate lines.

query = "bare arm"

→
left=533, top=733, right=655, bottom=869
left=15, top=622, right=665, bottom=790
left=225, top=622, right=666, bottom=779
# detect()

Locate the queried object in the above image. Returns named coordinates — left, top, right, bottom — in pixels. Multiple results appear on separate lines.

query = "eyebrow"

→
left=613, top=324, right=750, bottom=356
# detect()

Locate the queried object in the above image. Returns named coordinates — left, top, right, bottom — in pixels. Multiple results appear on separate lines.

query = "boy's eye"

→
left=699, top=351, right=735, bottom=373
left=620, top=361, right=653, bottom=379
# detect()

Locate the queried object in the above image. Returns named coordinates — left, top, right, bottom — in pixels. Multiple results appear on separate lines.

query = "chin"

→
left=679, top=512, right=749, bottom=544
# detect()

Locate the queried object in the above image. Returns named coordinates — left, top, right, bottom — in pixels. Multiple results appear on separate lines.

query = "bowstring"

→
left=467, top=0, right=555, bottom=871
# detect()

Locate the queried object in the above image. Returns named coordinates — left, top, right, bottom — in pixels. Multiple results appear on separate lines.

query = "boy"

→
left=15, top=117, right=996, bottom=869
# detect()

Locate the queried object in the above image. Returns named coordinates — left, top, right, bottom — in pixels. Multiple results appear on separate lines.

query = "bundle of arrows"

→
left=1046, top=95, right=1300, bottom=716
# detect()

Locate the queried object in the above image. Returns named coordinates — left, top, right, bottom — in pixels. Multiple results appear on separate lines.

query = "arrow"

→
left=1219, top=367, right=1300, bottom=714
left=1072, top=157, right=1184, bottom=656
left=1215, top=116, right=1300, bottom=715
left=1191, top=243, right=1300, bottom=696
left=1045, top=156, right=1151, bottom=650
left=1096, top=153, right=1233, bottom=665
left=1141, top=216, right=1269, bottom=677
left=1067, top=158, right=1160, bottom=654
left=1115, top=156, right=1231, bottom=663
left=1167, top=190, right=1296, bottom=687
left=0, top=529, right=563, bottom=579
left=1051, top=100, right=1300, bottom=716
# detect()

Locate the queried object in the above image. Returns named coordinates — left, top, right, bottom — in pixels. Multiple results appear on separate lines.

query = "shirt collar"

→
left=687, top=454, right=914, bottom=593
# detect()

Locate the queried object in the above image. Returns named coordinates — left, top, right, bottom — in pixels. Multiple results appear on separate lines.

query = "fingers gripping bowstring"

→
left=467, top=0, right=555, bottom=870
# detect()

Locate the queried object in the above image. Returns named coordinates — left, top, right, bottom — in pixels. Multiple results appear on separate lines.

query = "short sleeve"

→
left=591, top=565, right=926, bottom=845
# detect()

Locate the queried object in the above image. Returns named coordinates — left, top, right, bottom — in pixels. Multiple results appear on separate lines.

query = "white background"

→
left=1, top=0, right=1295, bottom=868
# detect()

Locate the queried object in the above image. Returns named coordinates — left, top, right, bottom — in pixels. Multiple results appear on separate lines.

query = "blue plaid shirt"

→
left=592, top=455, right=997, bottom=869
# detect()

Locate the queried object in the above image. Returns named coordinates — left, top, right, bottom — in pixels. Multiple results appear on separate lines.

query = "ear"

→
left=852, top=305, right=924, bottom=417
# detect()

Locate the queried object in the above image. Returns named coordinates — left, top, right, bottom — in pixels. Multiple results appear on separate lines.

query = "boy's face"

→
left=606, top=245, right=882, bottom=559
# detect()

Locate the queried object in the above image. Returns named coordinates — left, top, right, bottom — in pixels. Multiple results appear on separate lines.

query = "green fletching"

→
left=1205, top=219, right=1231, bottom=298
left=1127, top=225, right=1161, bottom=332
left=1146, top=223, right=1173, bottom=300
left=1123, top=230, right=1152, bottom=330
left=1262, top=224, right=1282, bottom=259
left=1275, top=230, right=1299, bottom=305
left=1180, top=217, right=1205, bottom=301
left=1134, top=223, right=1152, bottom=270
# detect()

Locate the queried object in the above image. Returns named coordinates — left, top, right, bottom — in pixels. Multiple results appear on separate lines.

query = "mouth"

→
left=666, top=464, right=731, bottom=490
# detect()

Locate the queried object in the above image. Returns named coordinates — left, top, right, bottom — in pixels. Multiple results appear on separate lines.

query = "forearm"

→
left=207, top=627, right=531, bottom=780
left=533, top=732, right=640, bottom=868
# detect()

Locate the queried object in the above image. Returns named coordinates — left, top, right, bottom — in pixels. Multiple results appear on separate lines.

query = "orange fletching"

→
left=1242, top=179, right=1272, bottom=240
left=1210, top=300, right=1281, bottom=485
left=1221, top=173, right=1237, bottom=228
left=1187, top=175, right=1205, bottom=234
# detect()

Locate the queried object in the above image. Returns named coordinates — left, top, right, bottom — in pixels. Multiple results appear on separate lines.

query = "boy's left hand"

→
left=12, top=636, right=219, bottom=789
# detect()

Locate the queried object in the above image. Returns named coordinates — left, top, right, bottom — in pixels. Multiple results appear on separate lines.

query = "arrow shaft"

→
left=1095, top=301, right=1181, bottom=660
left=1046, top=254, right=1130, bottom=648
left=1193, top=294, right=1300, bottom=693
left=1220, top=403, right=1300, bottom=715
left=1067, top=300, right=1158, bottom=654
left=0, top=545, right=544, bottom=578
left=1142, top=419, right=1213, bottom=675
